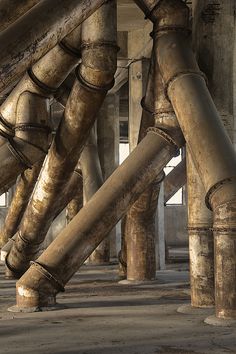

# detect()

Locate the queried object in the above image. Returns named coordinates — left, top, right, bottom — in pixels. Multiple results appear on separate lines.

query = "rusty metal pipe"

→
left=0, top=25, right=82, bottom=145
left=0, top=0, right=108, bottom=94
left=0, top=159, right=44, bottom=248
left=139, top=0, right=236, bottom=319
left=15, top=127, right=181, bottom=310
left=80, top=126, right=110, bottom=265
left=164, top=157, right=186, bottom=204
left=0, top=92, right=50, bottom=194
left=0, top=0, right=40, bottom=32
left=6, top=0, right=117, bottom=277
left=187, top=150, right=214, bottom=308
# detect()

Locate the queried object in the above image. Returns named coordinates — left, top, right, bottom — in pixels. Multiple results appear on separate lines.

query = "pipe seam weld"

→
left=7, top=140, right=33, bottom=169
left=30, top=261, right=65, bottom=292
left=141, top=97, right=154, bottom=115
left=75, top=66, right=115, bottom=92
left=59, top=40, right=81, bottom=58
left=205, top=177, right=236, bottom=210
left=14, top=123, right=51, bottom=134
left=164, top=70, right=207, bottom=100
left=147, top=127, right=180, bottom=155
left=28, top=68, right=58, bottom=95
left=151, top=26, right=191, bottom=38
left=210, top=227, right=236, bottom=233
left=80, top=41, right=119, bottom=52
left=5, top=253, right=25, bottom=277
left=187, top=227, right=212, bottom=232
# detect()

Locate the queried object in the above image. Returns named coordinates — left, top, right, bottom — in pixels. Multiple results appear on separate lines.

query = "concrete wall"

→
left=164, top=204, right=188, bottom=248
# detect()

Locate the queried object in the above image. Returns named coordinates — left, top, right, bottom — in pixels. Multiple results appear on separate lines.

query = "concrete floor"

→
left=0, top=263, right=235, bottom=354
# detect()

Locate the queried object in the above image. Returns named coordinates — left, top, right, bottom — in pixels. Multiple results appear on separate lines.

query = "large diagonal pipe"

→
left=13, top=58, right=185, bottom=312
left=135, top=0, right=236, bottom=319
left=5, top=0, right=117, bottom=278
left=0, top=0, right=108, bottom=93
left=0, top=0, right=40, bottom=32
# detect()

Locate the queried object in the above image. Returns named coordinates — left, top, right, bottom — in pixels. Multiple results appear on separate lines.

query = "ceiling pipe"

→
left=164, top=156, right=186, bottom=204
left=0, top=158, right=44, bottom=249
left=0, top=91, right=50, bottom=194
left=136, top=0, right=236, bottom=320
left=14, top=126, right=181, bottom=311
left=80, top=126, right=110, bottom=265
left=0, top=0, right=41, bottom=33
left=0, top=0, right=108, bottom=94
left=5, top=0, right=118, bottom=278
left=0, top=25, right=82, bottom=147
left=187, top=150, right=214, bottom=308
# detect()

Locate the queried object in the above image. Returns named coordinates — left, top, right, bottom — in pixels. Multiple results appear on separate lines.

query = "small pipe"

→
left=164, top=157, right=186, bottom=204
left=0, top=0, right=40, bottom=33
left=6, top=0, right=118, bottom=277
left=0, top=158, right=44, bottom=249
left=0, top=0, right=108, bottom=94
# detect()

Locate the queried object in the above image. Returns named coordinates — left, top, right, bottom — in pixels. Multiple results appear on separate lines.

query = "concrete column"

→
left=193, top=0, right=235, bottom=320
left=156, top=182, right=165, bottom=270
left=97, top=94, right=120, bottom=259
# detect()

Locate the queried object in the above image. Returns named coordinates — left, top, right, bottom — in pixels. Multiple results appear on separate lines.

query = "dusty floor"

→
left=0, top=262, right=235, bottom=354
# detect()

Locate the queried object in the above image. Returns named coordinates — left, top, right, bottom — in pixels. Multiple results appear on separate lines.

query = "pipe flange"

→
left=80, top=41, right=119, bottom=53
left=59, top=39, right=81, bottom=58
left=205, top=177, right=236, bottom=210
left=75, top=66, right=115, bottom=93
left=30, top=261, right=65, bottom=293
left=187, top=226, right=212, bottom=232
left=152, top=26, right=191, bottom=39
left=118, top=250, right=127, bottom=268
left=7, top=139, right=33, bottom=169
left=5, top=253, right=25, bottom=278
left=164, top=70, right=207, bottom=100
left=147, top=127, right=180, bottom=155
left=28, top=69, right=58, bottom=96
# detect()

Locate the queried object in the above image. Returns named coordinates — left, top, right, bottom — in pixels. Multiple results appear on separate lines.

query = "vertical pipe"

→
left=187, top=150, right=214, bottom=308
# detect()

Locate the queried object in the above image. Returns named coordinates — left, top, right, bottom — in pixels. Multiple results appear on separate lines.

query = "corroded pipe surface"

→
left=0, top=0, right=40, bottom=32
left=141, top=0, right=236, bottom=319
left=187, top=150, right=214, bottom=308
left=15, top=127, right=181, bottom=310
left=6, top=1, right=117, bottom=277
left=0, top=0, right=107, bottom=93
left=164, top=157, right=186, bottom=204
left=0, top=159, right=44, bottom=248
left=80, top=126, right=110, bottom=265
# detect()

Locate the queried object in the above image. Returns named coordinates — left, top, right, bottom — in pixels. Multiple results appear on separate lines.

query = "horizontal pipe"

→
left=164, top=157, right=186, bottom=204
left=15, top=128, right=181, bottom=309
left=0, top=0, right=40, bottom=32
left=0, top=0, right=107, bottom=94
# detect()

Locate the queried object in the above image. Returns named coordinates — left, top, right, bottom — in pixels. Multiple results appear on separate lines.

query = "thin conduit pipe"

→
left=6, top=0, right=118, bottom=278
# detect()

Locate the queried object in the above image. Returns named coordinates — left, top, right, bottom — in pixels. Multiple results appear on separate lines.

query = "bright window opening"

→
left=0, top=192, right=8, bottom=207
left=164, top=152, right=183, bottom=205
left=119, top=143, right=129, bottom=164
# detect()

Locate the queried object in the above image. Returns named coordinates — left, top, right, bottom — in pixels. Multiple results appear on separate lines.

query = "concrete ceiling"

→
left=117, top=0, right=147, bottom=31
